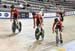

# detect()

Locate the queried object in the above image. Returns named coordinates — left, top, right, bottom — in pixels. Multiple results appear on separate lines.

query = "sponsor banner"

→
left=0, top=11, right=75, bottom=19
left=73, top=11, right=75, bottom=14
left=19, top=12, right=29, bottom=18
left=65, top=11, right=74, bottom=16
left=29, top=13, right=56, bottom=18
left=44, top=13, right=56, bottom=18
left=29, top=13, right=33, bottom=18
left=0, top=12, right=10, bottom=18
left=0, top=12, right=29, bottom=19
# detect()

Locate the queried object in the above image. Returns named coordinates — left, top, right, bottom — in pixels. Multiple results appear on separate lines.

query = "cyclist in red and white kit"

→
left=32, top=12, right=44, bottom=40
left=10, top=5, right=20, bottom=33
left=10, top=5, right=19, bottom=22
left=56, top=7, right=65, bottom=25
left=52, top=18, right=63, bottom=45
left=32, top=12, right=43, bottom=29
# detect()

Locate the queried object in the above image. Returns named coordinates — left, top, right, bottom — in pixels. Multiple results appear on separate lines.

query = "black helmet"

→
left=32, top=12, right=36, bottom=16
left=10, top=5, right=15, bottom=9
left=54, top=18, right=58, bottom=22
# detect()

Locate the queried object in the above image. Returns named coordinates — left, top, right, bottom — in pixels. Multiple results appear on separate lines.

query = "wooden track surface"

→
left=0, top=15, right=75, bottom=51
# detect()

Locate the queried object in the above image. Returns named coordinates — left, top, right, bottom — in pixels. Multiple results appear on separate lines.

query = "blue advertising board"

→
left=19, top=12, right=29, bottom=18
left=0, top=12, right=10, bottom=18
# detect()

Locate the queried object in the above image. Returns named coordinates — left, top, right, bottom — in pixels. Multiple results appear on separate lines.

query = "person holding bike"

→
left=52, top=18, right=63, bottom=45
left=10, top=5, right=21, bottom=33
left=32, top=12, right=44, bottom=40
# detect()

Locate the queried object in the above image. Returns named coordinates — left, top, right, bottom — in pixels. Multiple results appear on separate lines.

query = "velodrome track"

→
left=0, top=15, right=75, bottom=51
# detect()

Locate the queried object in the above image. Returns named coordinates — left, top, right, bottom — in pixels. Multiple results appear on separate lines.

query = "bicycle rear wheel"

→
left=18, top=21, right=22, bottom=32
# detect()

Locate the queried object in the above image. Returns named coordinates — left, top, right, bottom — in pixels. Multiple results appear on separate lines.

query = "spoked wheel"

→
left=18, top=21, right=22, bottom=32
left=55, top=29, right=59, bottom=45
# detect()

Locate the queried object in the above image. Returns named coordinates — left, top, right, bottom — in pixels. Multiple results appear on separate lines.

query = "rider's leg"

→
left=36, top=21, right=40, bottom=40
left=59, top=31, right=63, bottom=44
left=15, top=19, right=18, bottom=25
left=38, top=27, right=41, bottom=32
left=59, top=26, right=63, bottom=44
left=62, top=17, right=64, bottom=31
left=41, top=28, right=44, bottom=40
left=15, top=19, right=20, bottom=29
left=37, top=22, right=41, bottom=33
left=12, top=19, right=16, bottom=33
left=55, top=29, right=59, bottom=45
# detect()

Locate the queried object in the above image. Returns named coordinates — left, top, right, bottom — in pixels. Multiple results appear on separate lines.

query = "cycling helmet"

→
left=32, top=12, right=36, bottom=16
left=11, top=5, right=15, bottom=9
left=54, top=18, right=58, bottom=22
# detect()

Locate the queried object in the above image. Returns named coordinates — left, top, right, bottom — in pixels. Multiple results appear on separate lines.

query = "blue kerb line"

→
left=0, top=14, right=75, bottom=19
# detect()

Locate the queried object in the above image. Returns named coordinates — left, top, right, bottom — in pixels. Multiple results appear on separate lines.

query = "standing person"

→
left=52, top=18, right=63, bottom=46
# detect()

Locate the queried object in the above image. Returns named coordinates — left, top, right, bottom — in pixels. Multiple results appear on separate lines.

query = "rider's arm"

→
left=37, top=14, right=42, bottom=28
left=33, top=15, right=36, bottom=28
left=39, top=16, right=42, bottom=27
left=10, top=9, right=13, bottom=21
left=52, top=22, right=56, bottom=32
left=15, top=8, right=19, bottom=19
left=59, top=21, right=62, bottom=32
